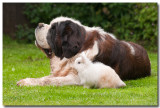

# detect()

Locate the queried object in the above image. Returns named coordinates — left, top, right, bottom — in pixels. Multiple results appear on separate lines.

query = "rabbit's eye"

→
left=78, top=62, right=81, bottom=64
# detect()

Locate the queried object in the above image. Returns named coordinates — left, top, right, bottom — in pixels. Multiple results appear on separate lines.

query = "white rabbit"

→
left=74, top=52, right=126, bottom=89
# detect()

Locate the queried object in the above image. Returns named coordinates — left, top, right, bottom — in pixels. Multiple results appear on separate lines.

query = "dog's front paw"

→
left=17, top=78, right=35, bottom=86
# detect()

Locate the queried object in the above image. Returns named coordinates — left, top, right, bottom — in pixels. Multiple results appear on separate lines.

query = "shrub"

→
left=16, top=3, right=158, bottom=50
left=15, top=24, right=35, bottom=43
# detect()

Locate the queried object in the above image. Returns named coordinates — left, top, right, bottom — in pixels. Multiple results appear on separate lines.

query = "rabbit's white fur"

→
left=74, top=52, right=126, bottom=88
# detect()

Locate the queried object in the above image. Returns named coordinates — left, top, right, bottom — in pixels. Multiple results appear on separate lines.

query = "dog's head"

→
left=47, top=17, right=86, bottom=59
left=35, top=23, right=51, bottom=49
left=35, top=23, right=53, bottom=58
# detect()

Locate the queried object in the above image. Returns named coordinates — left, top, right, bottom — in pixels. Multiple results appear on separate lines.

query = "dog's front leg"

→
left=17, top=74, right=80, bottom=86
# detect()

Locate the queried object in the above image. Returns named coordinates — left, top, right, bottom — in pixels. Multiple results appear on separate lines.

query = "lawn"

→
left=3, top=36, right=158, bottom=106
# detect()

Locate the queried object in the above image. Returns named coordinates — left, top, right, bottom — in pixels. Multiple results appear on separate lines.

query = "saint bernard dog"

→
left=17, top=16, right=151, bottom=87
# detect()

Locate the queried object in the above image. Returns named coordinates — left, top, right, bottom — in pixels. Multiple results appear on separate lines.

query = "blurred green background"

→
left=3, top=3, right=158, bottom=51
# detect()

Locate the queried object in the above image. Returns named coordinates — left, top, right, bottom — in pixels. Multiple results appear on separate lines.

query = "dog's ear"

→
left=47, top=23, right=63, bottom=58
left=60, top=21, right=86, bottom=58
left=47, top=20, right=86, bottom=59
left=47, top=25, right=56, bottom=53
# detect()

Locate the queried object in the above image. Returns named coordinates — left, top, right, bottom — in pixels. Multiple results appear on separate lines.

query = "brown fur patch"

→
left=59, top=67, right=72, bottom=77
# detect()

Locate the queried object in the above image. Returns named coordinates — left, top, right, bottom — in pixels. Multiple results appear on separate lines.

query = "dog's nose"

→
left=38, top=23, right=44, bottom=28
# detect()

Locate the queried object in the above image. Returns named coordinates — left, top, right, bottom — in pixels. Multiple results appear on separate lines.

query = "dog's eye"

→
left=78, top=62, right=81, bottom=64
left=73, top=45, right=78, bottom=49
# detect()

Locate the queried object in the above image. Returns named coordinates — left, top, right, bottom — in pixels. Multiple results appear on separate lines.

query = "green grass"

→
left=3, top=36, right=158, bottom=106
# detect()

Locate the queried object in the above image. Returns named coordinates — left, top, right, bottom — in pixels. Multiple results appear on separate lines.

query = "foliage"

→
left=3, top=36, right=158, bottom=105
left=134, top=4, right=158, bottom=47
left=15, top=24, right=35, bottom=43
left=16, top=3, right=158, bottom=49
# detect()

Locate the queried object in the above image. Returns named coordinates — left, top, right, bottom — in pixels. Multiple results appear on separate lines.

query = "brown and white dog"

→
left=17, top=16, right=151, bottom=86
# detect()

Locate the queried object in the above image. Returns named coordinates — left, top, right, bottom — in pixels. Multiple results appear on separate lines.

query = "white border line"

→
left=0, top=2, right=3, bottom=108
left=1, top=1, right=160, bottom=108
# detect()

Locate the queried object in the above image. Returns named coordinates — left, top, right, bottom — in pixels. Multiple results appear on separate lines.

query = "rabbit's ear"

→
left=80, top=52, right=89, bottom=63
left=81, top=52, right=86, bottom=57
left=81, top=54, right=85, bottom=62
left=80, top=52, right=86, bottom=59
